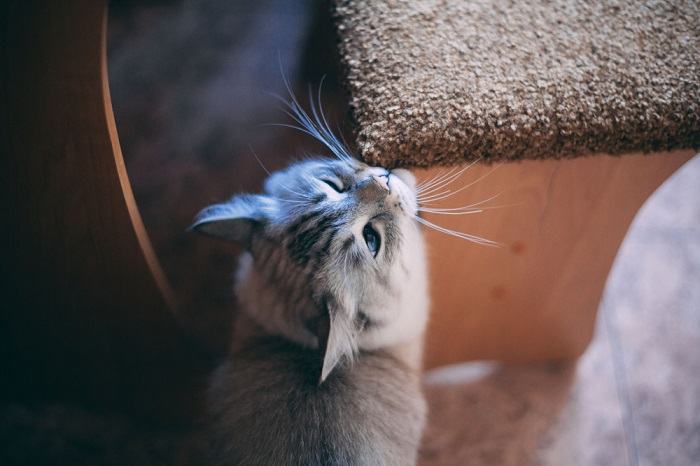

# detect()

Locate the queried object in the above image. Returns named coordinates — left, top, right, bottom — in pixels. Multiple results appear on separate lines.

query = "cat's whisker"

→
left=336, top=122, right=353, bottom=156
left=416, top=158, right=482, bottom=195
left=413, top=215, right=501, bottom=247
left=248, top=144, right=271, bottom=176
left=415, top=171, right=443, bottom=190
left=416, top=167, right=457, bottom=192
left=417, top=181, right=455, bottom=198
left=300, top=84, right=348, bottom=160
left=311, top=77, right=353, bottom=163
left=265, top=121, right=316, bottom=139
left=417, top=165, right=466, bottom=193
left=288, top=102, right=334, bottom=152
left=417, top=183, right=454, bottom=198
left=271, top=72, right=355, bottom=163
left=418, top=204, right=519, bottom=215
left=416, top=161, right=483, bottom=199
left=418, top=164, right=502, bottom=204
left=420, top=192, right=503, bottom=210
left=417, top=208, right=483, bottom=215
left=416, top=165, right=469, bottom=196
left=307, top=84, right=344, bottom=162
left=418, top=179, right=489, bottom=201
left=275, top=105, right=348, bottom=164
left=417, top=189, right=454, bottom=202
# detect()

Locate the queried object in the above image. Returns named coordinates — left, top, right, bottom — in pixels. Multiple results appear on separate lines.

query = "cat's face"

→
left=192, top=157, right=428, bottom=381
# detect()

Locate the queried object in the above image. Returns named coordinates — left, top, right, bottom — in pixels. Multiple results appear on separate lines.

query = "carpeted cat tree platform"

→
left=334, top=0, right=699, bottom=165
left=333, top=0, right=699, bottom=366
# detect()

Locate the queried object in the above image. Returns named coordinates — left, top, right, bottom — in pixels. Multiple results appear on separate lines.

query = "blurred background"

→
left=108, top=0, right=350, bottom=359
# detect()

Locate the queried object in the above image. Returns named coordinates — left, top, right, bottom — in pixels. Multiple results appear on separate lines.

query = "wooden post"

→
left=418, top=151, right=694, bottom=368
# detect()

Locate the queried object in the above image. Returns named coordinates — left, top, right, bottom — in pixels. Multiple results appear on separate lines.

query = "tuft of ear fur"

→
left=189, top=194, right=274, bottom=246
left=317, top=296, right=359, bottom=384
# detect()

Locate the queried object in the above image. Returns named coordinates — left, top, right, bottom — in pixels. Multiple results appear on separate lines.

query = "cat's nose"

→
left=372, top=174, right=390, bottom=192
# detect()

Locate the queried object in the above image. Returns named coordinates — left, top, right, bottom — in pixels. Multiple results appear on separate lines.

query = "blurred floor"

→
left=421, top=155, right=700, bottom=466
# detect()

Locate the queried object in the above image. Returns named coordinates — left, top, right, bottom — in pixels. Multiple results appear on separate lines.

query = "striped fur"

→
left=193, top=157, right=429, bottom=464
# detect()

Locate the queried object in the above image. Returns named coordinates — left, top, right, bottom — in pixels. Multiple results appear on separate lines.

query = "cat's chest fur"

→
left=207, top=316, right=427, bottom=466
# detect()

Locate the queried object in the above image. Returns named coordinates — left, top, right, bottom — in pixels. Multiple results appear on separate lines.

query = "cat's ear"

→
left=189, top=194, right=275, bottom=246
left=317, top=296, right=359, bottom=384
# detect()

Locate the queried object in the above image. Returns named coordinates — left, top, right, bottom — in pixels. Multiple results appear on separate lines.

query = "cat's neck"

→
left=230, top=311, right=424, bottom=373
left=382, top=337, right=424, bottom=372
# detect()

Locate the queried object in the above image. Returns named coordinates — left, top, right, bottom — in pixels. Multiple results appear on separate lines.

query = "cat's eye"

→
left=320, top=178, right=344, bottom=192
left=362, top=223, right=381, bottom=258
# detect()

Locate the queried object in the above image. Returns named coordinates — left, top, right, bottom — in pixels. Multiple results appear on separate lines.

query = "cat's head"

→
left=192, top=156, right=428, bottom=382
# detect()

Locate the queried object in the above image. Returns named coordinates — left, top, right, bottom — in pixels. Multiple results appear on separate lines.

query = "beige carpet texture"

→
left=333, top=0, right=700, bottom=166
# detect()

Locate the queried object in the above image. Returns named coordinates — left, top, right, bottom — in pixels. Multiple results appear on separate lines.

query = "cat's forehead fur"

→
left=268, top=159, right=413, bottom=224
left=265, top=158, right=413, bottom=206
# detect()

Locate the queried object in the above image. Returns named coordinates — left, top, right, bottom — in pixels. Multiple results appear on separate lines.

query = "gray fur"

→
left=193, top=155, right=429, bottom=464
left=207, top=335, right=426, bottom=466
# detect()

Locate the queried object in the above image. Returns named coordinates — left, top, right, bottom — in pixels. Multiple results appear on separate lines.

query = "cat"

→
left=189, top=84, right=433, bottom=464
left=192, top=154, right=429, bottom=465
